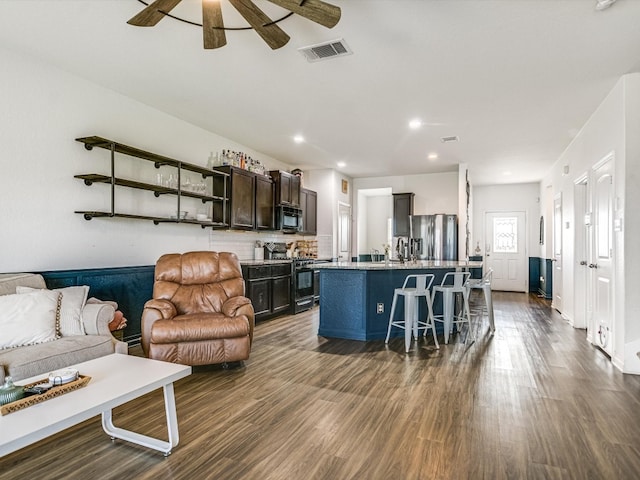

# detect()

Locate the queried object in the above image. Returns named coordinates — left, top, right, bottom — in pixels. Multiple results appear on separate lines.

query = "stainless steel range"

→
left=292, top=257, right=316, bottom=314
left=262, top=242, right=318, bottom=314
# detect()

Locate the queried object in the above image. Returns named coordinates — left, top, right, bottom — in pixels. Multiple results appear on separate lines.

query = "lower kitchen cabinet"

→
left=242, top=263, right=292, bottom=320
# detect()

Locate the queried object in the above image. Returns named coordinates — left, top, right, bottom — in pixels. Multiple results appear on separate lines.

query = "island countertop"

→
left=316, top=260, right=482, bottom=341
left=314, top=260, right=482, bottom=270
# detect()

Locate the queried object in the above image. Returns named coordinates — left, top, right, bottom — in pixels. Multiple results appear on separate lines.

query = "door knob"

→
left=589, top=263, right=598, bottom=268
left=579, top=261, right=587, bottom=266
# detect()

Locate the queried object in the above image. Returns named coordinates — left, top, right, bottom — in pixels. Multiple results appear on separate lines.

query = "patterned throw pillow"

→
left=0, top=290, right=62, bottom=349
left=16, top=285, right=89, bottom=336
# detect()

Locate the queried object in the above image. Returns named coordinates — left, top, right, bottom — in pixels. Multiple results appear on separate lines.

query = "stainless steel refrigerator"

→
left=405, top=214, right=458, bottom=261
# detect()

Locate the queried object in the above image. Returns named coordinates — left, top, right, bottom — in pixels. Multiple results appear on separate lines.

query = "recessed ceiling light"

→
left=409, top=119, right=422, bottom=130
left=427, top=153, right=438, bottom=160
left=337, top=161, right=346, bottom=168
left=293, top=135, right=305, bottom=144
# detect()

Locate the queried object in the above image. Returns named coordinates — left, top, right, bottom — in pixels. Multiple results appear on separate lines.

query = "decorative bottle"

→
left=0, top=376, right=24, bottom=406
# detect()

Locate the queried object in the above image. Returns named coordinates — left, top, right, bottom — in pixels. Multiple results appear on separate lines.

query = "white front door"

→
left=484, top=211, right=527, bottom=292
left=592, top=155, right=615, bottom=355
left=338, top=203, right=351, bottom=261
left=552, top=193, right=563, bottom=312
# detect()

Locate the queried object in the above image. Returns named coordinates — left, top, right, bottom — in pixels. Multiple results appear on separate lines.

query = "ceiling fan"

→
left=127, top=0, right=341, bottom=50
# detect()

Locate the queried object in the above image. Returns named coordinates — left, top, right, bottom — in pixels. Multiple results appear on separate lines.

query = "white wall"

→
left=365, top=195, right=392, bottom=255
left=472, top=183, right=541, bottom=262
left=303, top=169, right=352, bottom=260
left=353, top=172, right=459, bottom=259
left=0, top=47, right=294, bottom=271
left=354, top=172, right=458, bottom=216
left=541, top=73, right=640, bottom=373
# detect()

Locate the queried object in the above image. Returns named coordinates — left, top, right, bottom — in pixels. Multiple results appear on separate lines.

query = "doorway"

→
left=338, top=202, right=351, bottom=262
left=591, top=154, right=615, bottom=356
left=573, top=177, right=589, bottom=330
left=484, top=211, right=527, bottom=292
left=552, top=193, right=563, bottom=312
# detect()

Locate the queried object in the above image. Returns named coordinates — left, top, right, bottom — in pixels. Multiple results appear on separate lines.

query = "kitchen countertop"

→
left=314, top=260, right=482, bottom=270
left=240, top=259, right=292, bottom=266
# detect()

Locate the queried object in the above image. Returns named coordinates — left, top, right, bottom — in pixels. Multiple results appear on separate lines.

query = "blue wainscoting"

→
left=529, top=257, right=540, bottom=293
left=39, top=265, right=155, bottom=344
left=527, top=257, right=552, bottom=299
left=538, top=258, right=553, bottom=299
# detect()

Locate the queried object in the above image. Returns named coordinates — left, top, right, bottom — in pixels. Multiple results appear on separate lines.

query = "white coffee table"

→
left=0, top=353, right=191, bottom=457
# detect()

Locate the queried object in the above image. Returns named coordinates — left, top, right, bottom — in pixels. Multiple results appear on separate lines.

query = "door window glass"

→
left=493, top=217, right=518, bottom=253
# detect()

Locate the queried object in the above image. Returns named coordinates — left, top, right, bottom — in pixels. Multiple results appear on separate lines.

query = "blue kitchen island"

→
left=315, top=260, right=482, bottom=341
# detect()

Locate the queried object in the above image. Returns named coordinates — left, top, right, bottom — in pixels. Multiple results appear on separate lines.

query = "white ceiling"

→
left=1, top=0, right=639, bottom=185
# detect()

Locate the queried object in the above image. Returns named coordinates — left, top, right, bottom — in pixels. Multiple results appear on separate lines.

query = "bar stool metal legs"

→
left=385, top=274, right=438, bottom=352
left=432, top=271, right=473, bottom=344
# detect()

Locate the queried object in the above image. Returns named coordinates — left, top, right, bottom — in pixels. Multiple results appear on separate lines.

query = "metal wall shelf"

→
left=74, top=136, right=229, bottom=228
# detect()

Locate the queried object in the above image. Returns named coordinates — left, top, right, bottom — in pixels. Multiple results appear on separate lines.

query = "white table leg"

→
left=102, top=382, right=179, bottom=456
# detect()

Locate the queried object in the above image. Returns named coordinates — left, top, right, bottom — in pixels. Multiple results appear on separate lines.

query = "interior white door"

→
left=552, top=194, right=563, bottom=312
left=573, top=179, right=589, bottom=330
left=338, top=203, right=351, bottom=261
left=484, top=211, right=527, bottom=292
left=592, top=156, right=614, bottom=355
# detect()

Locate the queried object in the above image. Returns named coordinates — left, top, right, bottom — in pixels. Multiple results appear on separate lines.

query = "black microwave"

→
left=277, top=206, right=302, bottom=233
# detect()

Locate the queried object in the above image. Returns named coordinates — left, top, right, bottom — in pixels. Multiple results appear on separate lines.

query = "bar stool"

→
left=385, top=274, right=439, bottom=352
left=432, top=271, right=472, bottom=344
left=466, top=268, right=495, bottom=333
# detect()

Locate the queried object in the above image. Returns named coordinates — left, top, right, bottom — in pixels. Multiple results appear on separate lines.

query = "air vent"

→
left=441, top=136, right=459, bottom=143
left=298, top=38, right=353, bottom=63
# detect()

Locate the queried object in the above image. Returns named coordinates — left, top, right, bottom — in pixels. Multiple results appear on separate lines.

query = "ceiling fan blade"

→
left=228, top=0, right=290, bottom=50
left=127, top=0, right=183, bottom=27
left=202, top=0, right=227, bottom=49
left=265, top=0, right=341, bottom=28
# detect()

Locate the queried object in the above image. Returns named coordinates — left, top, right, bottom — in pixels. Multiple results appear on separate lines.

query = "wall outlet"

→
left=377, top=303, right=384, bottom=314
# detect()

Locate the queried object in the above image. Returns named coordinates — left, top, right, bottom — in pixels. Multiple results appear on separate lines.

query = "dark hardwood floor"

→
left=2, top=292, right=640, bottom=479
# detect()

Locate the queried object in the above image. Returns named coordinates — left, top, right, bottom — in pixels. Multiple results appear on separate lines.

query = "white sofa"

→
left=0, top=273, right=128, bottom=382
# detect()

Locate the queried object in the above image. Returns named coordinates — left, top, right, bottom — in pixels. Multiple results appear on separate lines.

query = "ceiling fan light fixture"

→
left=128, top=0, right=341, bottom=50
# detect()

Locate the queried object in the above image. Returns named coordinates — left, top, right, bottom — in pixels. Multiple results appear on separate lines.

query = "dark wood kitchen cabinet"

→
left=212, top=166, right=255, bottom=230
left=270, top=170, right=300, bottom=207
left=393, top=192, right=414, bottom=237
left=255, top=174, right=275, bottom=230
left=300, top=187, right=317, bottom=235
left=242, top=262, right=292, bottom=320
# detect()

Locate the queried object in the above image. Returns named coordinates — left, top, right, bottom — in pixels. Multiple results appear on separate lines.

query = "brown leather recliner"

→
left=141, top=251, right=254, bottom=365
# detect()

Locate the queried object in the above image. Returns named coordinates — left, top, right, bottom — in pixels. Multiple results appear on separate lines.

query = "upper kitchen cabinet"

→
left=270, top=170, right=300, bottom=207
left=212, top=166, right=255, bottom=230
left=255, top=174, right=275, bottom=230
left=300, top=187, right=317, bottom=236
left=213, top=165, right=276, bottom=231
left=393, top=193, right=414, bottom=237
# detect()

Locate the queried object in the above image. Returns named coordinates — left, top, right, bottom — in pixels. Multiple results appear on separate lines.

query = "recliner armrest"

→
left=221, top=296, right=251, bottom=317
left=222, top=296, right=255, bottom=343
left=141, top=299, right=177, bottom=356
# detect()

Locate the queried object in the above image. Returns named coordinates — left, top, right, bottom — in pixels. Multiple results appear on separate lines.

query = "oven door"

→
left=295, top=267, right=314, bottom=299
